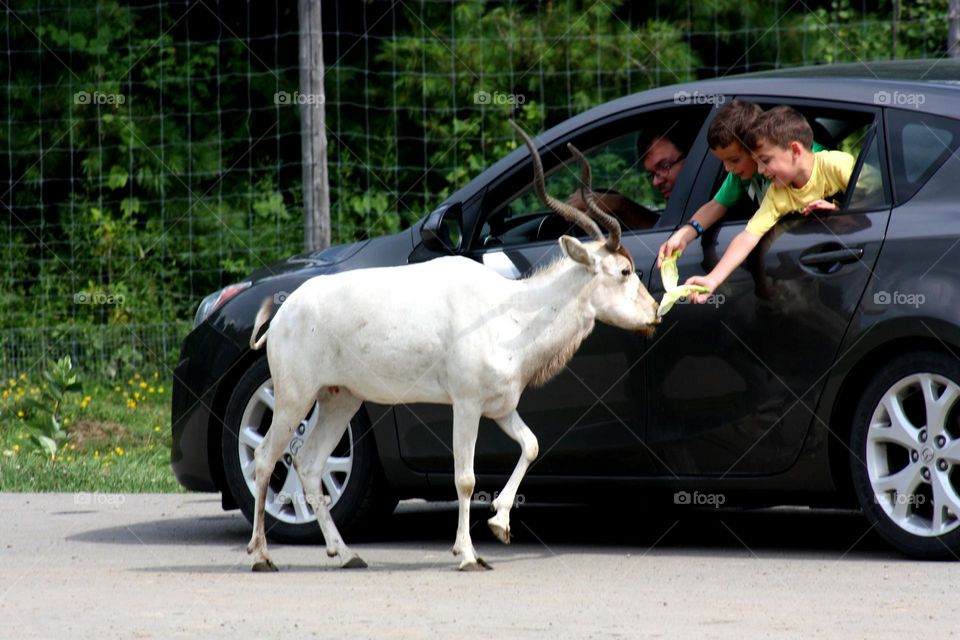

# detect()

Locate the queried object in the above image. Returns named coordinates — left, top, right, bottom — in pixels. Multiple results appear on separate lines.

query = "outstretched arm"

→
left=656, top=199, right=728, bottom=267
left=684, top=230, right=762, bottom=303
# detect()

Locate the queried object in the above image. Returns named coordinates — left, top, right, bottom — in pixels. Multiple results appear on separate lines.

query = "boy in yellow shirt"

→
left=656, top=100, right=827, bottom=268
left=685, top=105, right=855, bottom=302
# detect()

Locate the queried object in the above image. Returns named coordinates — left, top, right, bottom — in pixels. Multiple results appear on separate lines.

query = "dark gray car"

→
left=172, top=59, right=960, bottom=559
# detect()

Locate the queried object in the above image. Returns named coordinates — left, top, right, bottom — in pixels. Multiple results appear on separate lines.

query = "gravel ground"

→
left=1, top=493, right=957, bottom=639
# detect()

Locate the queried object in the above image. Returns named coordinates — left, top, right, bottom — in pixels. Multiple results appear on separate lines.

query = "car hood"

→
left=245, top=239, right=371, bottom=283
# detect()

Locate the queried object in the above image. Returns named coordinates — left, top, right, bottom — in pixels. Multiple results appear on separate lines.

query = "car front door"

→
left=394, top=102, right=713, bottom=479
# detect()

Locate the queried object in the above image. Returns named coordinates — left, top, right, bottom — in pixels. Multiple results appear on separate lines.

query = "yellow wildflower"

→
left=114, top=447, right=124, bottom=456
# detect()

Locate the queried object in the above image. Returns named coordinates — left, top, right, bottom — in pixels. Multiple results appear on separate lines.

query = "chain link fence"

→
left=0, top=0, right=951, bottom=379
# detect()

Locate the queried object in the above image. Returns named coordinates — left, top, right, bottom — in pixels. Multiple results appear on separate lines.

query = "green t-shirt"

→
left=713, top=141, right=825, bottom=208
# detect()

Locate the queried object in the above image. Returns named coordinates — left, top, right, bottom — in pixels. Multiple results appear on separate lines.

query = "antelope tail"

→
left=250, top=297, right=273, bottom=350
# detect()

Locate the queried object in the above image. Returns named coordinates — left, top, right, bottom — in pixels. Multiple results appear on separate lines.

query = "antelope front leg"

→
left=450, top=403, right=490, bottom=571
left=488, top=411, right=538, bottom=545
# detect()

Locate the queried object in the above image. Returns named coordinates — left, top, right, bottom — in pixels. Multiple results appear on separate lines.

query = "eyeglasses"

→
left=646, top=153, right=686, bottom=180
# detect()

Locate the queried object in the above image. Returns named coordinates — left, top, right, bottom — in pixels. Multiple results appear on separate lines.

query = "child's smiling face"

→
left=712, top=142, right=759, bottom=180
left=753, top=138, right=802, bottom=187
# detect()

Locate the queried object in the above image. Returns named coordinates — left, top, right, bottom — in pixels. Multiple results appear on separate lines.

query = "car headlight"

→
left=193, top=281, right=252, bottom=328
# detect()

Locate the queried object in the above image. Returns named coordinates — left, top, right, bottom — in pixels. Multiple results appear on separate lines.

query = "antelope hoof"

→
left=251, top=558, right=279, bottom=572
left=488, top=517, right=512, bottom=545
left=458, top=557, right=493, bottom=572
left=341, top=555, right=368, bottom=569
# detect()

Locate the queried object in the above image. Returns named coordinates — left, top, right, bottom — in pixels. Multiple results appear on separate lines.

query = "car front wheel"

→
left=850, top=352, right=960, bottom=558
left=221, top=357, right=396, bottom=544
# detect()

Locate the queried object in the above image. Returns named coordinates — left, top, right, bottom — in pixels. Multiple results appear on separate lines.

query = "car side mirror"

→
left=420, top=202, right=463, bottom=253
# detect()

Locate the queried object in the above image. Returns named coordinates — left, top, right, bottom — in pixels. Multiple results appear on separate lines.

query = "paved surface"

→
left=1, top=493, right=957, bottom=639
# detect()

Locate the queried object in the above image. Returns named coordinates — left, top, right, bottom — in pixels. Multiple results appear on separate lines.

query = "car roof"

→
left=735, top=58, right=960, bottom=83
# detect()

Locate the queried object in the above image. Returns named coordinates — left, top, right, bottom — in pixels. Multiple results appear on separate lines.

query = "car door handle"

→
left=799, top=247, right=863, bottom=267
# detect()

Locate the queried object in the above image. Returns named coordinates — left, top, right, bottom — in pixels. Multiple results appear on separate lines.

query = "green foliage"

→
left=1, top=1, right=302, bottom=334
left=24, top=357, right=82, bottom=459
left=1, top=369, right=178, bottom=492
left=361, top=0, right=698, bottom=227
left=0, top=0, right=951, bottom=368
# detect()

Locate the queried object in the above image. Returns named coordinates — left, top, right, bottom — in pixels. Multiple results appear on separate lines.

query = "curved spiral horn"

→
left=509, top=120, right=603, bottom=242
left=566, top=143, right=622, bottom=251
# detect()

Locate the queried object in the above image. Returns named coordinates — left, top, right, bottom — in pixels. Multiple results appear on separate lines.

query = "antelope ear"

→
left=559, top=235, right=598, bottom=271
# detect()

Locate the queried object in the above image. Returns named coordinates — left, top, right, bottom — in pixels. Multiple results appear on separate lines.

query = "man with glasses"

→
left=637, top=121, right=694, bottom=202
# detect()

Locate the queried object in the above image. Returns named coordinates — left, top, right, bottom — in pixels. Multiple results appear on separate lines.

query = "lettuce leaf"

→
left=657, top=250, right=710, bottom=318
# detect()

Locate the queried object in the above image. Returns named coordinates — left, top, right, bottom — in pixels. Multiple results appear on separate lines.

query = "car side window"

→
left=885, top=109, right=960, bottom=204
left=846, top=127, right=890, bottom=211
left=708, top=105, right=878, bottom=223
left=476, top=133, right=662, bottom=248
left=506, top=132, right=657, bottom=216
left=476, top=106, right=712, bottom=249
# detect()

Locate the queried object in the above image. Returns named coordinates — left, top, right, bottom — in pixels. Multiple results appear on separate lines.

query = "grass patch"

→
left=0, top=371, right=183, bottom=493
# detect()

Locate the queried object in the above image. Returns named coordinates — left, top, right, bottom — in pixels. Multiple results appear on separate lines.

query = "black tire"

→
left=221, top=357, right=397, bottom=544
left=849, top=351, right=960, bottom=559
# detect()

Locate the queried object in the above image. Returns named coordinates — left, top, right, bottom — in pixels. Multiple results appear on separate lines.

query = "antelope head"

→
left=510, top=120, right=660, bottom=332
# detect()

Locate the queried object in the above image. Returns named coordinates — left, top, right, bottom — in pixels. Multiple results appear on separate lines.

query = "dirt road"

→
left=1, top=493, right=956, bottom=639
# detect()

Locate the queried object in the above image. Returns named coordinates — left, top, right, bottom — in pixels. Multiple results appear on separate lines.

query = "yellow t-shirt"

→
left=745, top=150, right=855, bottom=236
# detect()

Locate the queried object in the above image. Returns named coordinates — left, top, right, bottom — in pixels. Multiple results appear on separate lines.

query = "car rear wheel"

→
left=222, top=357, right=396, bottom=544
left=850, top=352, right=960, bottom=558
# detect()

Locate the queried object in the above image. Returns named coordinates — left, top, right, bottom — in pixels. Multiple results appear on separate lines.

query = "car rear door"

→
left=642, top=99, right=893, bottom=476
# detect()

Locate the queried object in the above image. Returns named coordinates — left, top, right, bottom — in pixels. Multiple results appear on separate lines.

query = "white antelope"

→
left=245, top=121, right=660, bottom=571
